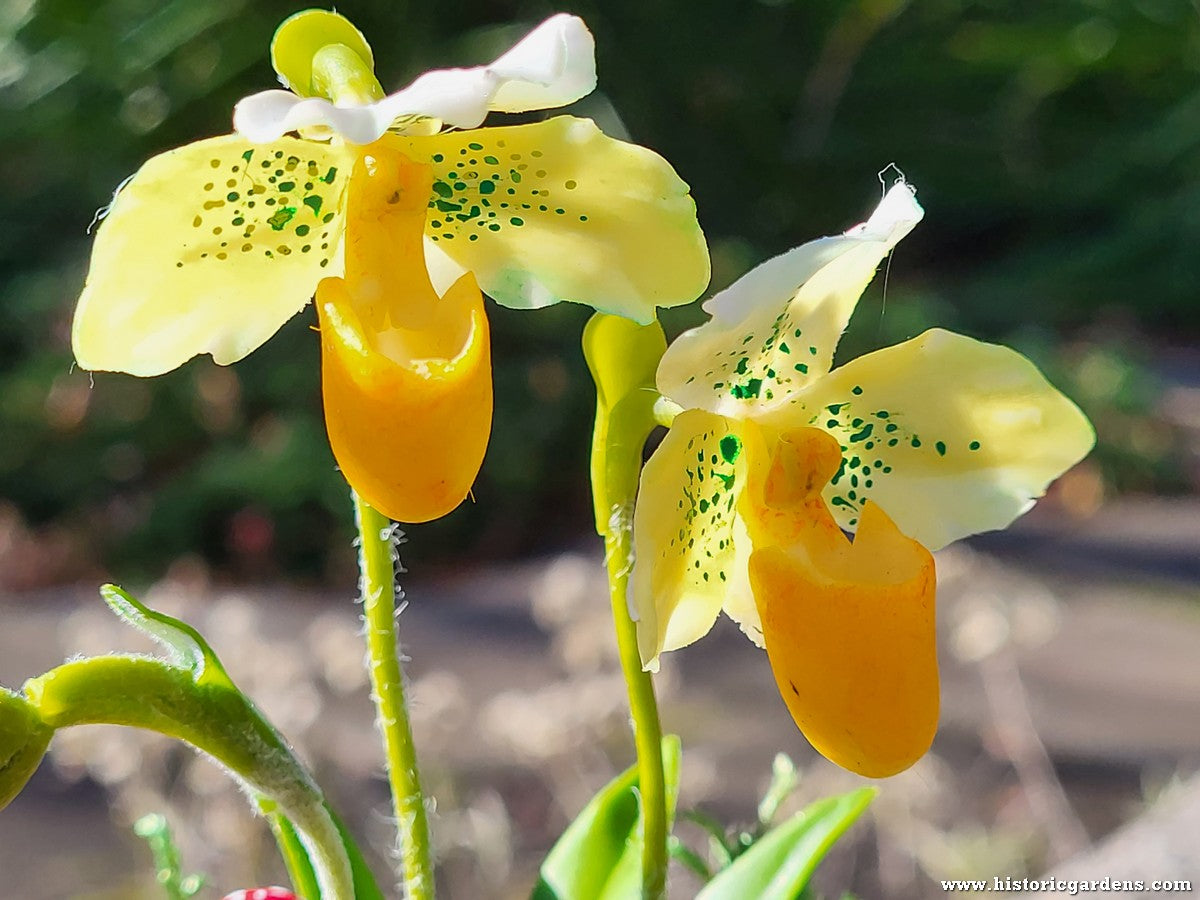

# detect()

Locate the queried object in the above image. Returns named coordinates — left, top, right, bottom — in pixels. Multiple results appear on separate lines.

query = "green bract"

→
left=583, top=312, right=667, bottom=537
left=0, top=687, right=51, bottom=811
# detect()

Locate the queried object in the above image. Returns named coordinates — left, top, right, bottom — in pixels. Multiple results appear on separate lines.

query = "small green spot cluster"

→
left=182, top=148, right=339, bottom=269
left=424, top=138, right=590, bottom=244
left=661, top=429, right=741, bottom=588
left=812, top=385, right=984, bottom=528
left=702, top=304, right=826, bottom=405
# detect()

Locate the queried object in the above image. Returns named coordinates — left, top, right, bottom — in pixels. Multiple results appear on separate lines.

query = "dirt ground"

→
left=1, top=498, right=1198, bottom=899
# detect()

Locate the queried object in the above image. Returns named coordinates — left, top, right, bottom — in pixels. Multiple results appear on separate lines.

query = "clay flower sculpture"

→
left=630, top=181, right=1094, bottom=777
left=72, top=11, right=708, bottom=522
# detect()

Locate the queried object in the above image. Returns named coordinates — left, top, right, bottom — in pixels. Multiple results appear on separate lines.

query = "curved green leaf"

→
left=0, top=686, right=52, bottom=810
left=266, top=803, right=386, bottom=900
left=21, top=586, right=359, bottom=900
left=267, top=812, right=322, bottom=900
left=100, top=584, right=229, bottom=684
left=534, top=736, right=681, bottom=900
left=696, top=788, right=876, bottom=900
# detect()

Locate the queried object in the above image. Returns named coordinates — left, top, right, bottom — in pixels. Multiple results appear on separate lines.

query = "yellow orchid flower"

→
left=630, top=181, right=1094, bottom=776
left=72, top=11, right=709, bottom=522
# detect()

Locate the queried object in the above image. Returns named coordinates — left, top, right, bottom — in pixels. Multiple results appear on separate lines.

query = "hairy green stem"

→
left=583, top=312, right=672, bottom=898
left=354, top=495, right=434, bottom=900
left=605, top=517, right=668, bottom=899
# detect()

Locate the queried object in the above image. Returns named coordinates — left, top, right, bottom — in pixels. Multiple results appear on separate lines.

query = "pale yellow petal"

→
left=658, top=183, right=922, bottom=418
left=779, top=328, right=1095, bottom=549
left=630, top=409, right=751, bottom=669
left=73, top=135, right=352, bottom=375
left=387, top=116, right=709, bottom=323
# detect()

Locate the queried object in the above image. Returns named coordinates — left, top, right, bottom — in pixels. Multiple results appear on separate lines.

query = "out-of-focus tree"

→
left=2, top=0, right=1197, bottom=580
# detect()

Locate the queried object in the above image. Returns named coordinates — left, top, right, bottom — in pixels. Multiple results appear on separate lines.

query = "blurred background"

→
left=1, top=0, right=1199, bottom=897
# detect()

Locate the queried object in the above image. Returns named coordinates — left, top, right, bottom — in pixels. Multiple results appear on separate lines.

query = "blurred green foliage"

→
left=2, top=0, right=1198, bottom=581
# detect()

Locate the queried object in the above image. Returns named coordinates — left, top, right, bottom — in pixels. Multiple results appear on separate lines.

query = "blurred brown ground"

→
left=1, top=497, right=1198, bottom=899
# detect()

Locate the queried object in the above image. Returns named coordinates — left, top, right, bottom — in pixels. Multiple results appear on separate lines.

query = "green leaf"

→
left=0, top=686, right=52, bottom=811
left=266, top=803, right=386, bottom=900
left=696, top=788, right=876, bottom=900
left=266, top=811, right=322, bottom=900
left=100, top=584, right=230, bottom=685
left=21, top=586, right=356, bottom=900
left=668, top=834, right=712, bottom=882
left=681, top=809, right=735, bottom=869
left=533, top=736, right=681, bottom=900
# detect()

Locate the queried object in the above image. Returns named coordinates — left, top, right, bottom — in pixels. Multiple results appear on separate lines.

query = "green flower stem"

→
left=604, top=512, right=669, bottom=899
left=134, top=814, right=204, bottom=900
left=353, top=494, right=434, bottom=900
left=582, top=313, right=673, bottom=899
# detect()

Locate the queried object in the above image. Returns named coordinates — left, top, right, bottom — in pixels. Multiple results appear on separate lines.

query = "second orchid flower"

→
left=631, top=181, right=1095, bottom=777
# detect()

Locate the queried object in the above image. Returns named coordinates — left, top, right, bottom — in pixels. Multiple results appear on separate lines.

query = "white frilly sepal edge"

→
left=234, top=13, right=597, bottom=145
left=655, top=181, right=924, bottom=415
left=703, top=181, right=924, bottom=324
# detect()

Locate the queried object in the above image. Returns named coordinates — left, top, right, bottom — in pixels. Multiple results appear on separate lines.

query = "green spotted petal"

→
left=388, top=116, right=709, bottom=323
left=658, top=183, right=922, bottom=419
left=73, top=135, right=352, bottom=376
left=783, top=328, right=1095, bottom=550
left=630, top=409, right=754, bottom=669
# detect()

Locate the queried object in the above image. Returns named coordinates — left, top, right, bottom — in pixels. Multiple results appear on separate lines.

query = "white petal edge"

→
left=234, top=14, right=596, bottom=145
left=656, top=181, right=924, bottom=416
left=705, top=182, right=923, bottom=324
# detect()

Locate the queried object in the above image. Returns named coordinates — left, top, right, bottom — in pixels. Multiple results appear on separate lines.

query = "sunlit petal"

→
left=391, top=117, right=709, bottom=322
left=783, top=328, right=1095, bottom=549
left=630, top=409, right=750, bottom=669
left=485, top=13, right=596, bottom=112
left=234, top=91, right=391, bottom=146
left=73, top=136, right=351, bottom=375
left=658, top=182, right=922, bottom=418
left=235, top=15, right=595, bottom=145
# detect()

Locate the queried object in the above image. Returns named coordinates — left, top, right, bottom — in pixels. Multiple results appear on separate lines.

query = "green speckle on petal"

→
left=267, top=207, right=296, bottom=230
left=730, top=378, right=762, bottom=399
left=719, top=434, right=742, bottom=464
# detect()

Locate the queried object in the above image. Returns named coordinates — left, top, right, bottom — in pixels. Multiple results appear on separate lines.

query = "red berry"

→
left=221, top=889, right=298, bottom=900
